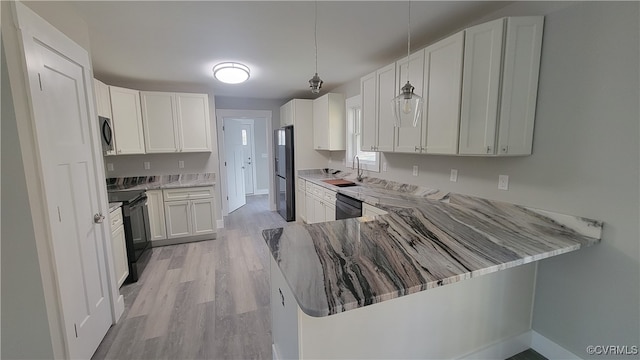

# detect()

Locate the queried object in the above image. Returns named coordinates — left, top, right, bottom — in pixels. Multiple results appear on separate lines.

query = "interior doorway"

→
left=217, top=110, right=273, bottom=217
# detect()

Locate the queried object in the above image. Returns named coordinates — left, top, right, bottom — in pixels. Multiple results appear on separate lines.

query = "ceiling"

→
left=71, top=1, right=513, bottom=101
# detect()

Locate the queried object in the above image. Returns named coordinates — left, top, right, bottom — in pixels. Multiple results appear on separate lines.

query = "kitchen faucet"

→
left=354, top=155, right=364, bottom=182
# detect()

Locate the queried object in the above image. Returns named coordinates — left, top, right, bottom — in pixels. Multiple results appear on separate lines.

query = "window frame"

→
left=345, top=95, right=380, bottom=172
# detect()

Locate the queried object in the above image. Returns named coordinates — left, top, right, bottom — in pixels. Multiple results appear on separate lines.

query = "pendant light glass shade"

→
left=392, top=81, right=423, bottom=127
left=309, top=73, right=323, bottom=94
left=393, top=1, right=422, bottom=128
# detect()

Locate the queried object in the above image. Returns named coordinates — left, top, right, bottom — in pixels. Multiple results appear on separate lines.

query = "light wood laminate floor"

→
left=93, top=195, right=286, bottom=360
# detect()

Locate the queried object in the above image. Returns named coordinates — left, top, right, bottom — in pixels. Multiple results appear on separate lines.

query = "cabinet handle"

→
left=421, top=147, right=426, bottom=152
left=415, top=146, right=421, bottom=152
left=501, top=146, right=508, bottom=153
left=486, top=146, right=492, bottom=153
left=279, top=288, right=284, bottom=307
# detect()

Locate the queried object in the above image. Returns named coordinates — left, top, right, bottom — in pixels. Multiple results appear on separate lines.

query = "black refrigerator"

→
left=274, top=125, right=295, bottom=221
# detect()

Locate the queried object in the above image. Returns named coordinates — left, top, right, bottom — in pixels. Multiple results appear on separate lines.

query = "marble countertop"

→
left=106, top=173, right=215, bottom=192
left=108, top=202, right=122, bottom=213
left=263, top=170, right=603, bottom=317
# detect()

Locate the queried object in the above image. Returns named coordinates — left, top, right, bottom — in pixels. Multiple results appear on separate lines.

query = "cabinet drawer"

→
left=323, top=189, right=336, bottom=204
left=109, top=207, right=123, bottom=231
left=163, top=186, right=214, bottom=201
left=305, top=181, right=313, bottom=193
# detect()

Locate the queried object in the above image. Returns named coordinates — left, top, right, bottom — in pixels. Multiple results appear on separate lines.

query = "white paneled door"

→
left=224, top=119, right=247, bottom=212
left=240, top=123, right=256, bottom=195
left=14, top=2, right=112, bottom=358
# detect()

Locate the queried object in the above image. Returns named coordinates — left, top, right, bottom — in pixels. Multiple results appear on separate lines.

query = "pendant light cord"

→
left=406, top=0, right=411, bottom=77
left=314, top=0, right=318, bottom=74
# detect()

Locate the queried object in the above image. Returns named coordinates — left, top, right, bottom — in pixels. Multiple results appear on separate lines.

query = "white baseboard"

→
left=457, top=331, right=531, bottom=360
left=252, top=189, right=269, bottom=195
left=531, top=331, right=581, bottom=360
left=217, top=219, right=225, bottom=229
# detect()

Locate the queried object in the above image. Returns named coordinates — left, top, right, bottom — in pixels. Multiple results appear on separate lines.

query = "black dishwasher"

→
left=335, top=193, right=363, bottom=220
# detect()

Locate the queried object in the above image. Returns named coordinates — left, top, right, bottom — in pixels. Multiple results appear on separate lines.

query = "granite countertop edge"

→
left=264, top=169, right=603, bottom=318
left=106, top=173, right=216, bottom=192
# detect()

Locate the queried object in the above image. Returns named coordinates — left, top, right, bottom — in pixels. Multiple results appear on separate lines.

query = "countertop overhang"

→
left=263, top=171, right=603, bottom=317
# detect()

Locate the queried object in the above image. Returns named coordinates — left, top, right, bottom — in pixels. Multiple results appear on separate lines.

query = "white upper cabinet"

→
left=141, top=91, right=180, bottom=153
left=360, top=71, right=377, bottom=152
left=394, top=49, right=426, bottom=153
left=140, top=91, right=212, bottom=153
left=424, top=31, right=465, bottom=155
left=459, top=17, right=544, bottom=156
left=109, top=85, right=146, bottom=154
left=376, top=63, right=396, bottom=152
left=360, top=64, right=395, bottom=152
left=94, top=79, right=112, bottom=119
left=177, top=93, right=212, bottom=152
left=280, top=100, right=293, bottom=127
left=313, top=93, right=345, bottom=151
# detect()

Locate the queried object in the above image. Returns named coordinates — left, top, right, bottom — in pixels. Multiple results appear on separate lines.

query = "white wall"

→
left=329, top=2, right=639, bottom=357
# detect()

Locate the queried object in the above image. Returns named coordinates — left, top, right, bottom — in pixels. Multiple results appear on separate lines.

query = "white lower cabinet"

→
left=109, top=206, right=128, bottom=287
left=147, top=190, right=166, bottom=241
left=303, top=182, right=336, bottom=224
left=297, top=178, right=306, bottom=222
left=163, top=186, right=216, bottom=239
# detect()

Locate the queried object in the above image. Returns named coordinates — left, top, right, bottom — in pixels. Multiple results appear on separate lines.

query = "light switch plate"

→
left=178, top=160, right=185, bottom=169
left=144, top=161, right=151, bottom=170
left=498, top=175, right=509, bottom=190
left=450, top=169, right=458, bottom=182
left=107, top=163, right=114, bottom=172
left=412, top=165, right=419, bottom=176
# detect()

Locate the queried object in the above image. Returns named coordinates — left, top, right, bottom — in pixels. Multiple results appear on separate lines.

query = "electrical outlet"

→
left=498, top=175, right=509, bottom=190
left=383, top=162, right=388, bottom=172
left=450, top=169, right=458, bottom=182
left=144, top=161, right=151, bottom=170
left=107, top=163, right=114, bottom=172
left=178, top=160, right=185, bottom=169
left=412, top=165, right=419, bottom=176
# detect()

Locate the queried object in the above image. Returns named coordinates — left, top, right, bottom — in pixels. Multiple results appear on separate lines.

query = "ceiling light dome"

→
left=213, top=62, right=250, bottom=84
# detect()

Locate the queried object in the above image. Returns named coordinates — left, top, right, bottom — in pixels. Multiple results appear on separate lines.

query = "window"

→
left=345, top=95, right=380, bottom=172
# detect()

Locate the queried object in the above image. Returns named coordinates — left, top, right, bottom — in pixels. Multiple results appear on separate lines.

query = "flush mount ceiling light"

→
left=392, top=1, right=424, bottom=128
left=213, top=62, right=250, bottom=84
left=308, top=1, right=323, bottom=94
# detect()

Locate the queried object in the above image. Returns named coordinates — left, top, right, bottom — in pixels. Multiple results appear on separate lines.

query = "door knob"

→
left=94, top=213, right=105, bottom=224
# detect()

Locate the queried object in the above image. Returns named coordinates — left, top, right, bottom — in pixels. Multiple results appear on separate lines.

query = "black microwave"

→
left=99, top=116, right=114, bottom=153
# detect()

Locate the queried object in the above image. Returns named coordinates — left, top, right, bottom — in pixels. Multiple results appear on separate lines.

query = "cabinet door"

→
left=191, top=198, right=216, bottom=235
left=360, top=71, right=377, bottom=152
left=270, top=257, right=300, bottom=360
left=313, top=95, right=329, bottom=150
left=497, top=17, right=544, bottom=156
left=110, top=86, right=145, bottom=154
left=147, top=190, right=166, bottom=241
left=459, top=19, right=505, bottom=155
left=176, top=93, right=211, bottom=152
left=394, top=50, right=426, bottom=153
left=325, top=203, right=336, bottom=222
left=280, top=101, right=293, bottom=127
left=305, top=192, right=314, bottom=224
left=376, top=63, right=396, bottom=152
left=141, top=91, right=180, bottom=153
left=111, top=224, right=129, bottom=287
left=94, top=79, right=112, bottom=119
left=164, top=200, right=192, bottom=238
left=424, top=31, right=464, bottom=155
left=298, top=189, right=306, bottom=222
left=313, top=196, right=325, bottom=223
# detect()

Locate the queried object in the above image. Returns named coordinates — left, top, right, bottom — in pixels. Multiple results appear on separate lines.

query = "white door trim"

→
left=4, top=2, right=123, bottom=357
left=216, top=109, right=272, bottom=216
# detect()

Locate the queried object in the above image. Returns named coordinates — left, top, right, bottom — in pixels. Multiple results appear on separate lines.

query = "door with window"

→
left=224, top=119, right=247, bottom=212
left=240, top=123, right=256, bottom=195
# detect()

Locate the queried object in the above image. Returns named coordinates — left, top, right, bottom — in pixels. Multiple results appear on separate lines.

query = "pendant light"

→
left=309, top=1, right=323, bottom=94
left=392, top=1, right=423, bottom=128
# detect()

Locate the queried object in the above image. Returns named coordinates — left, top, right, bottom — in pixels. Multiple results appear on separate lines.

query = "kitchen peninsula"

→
left=263, top=171, right=602, bottom=359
